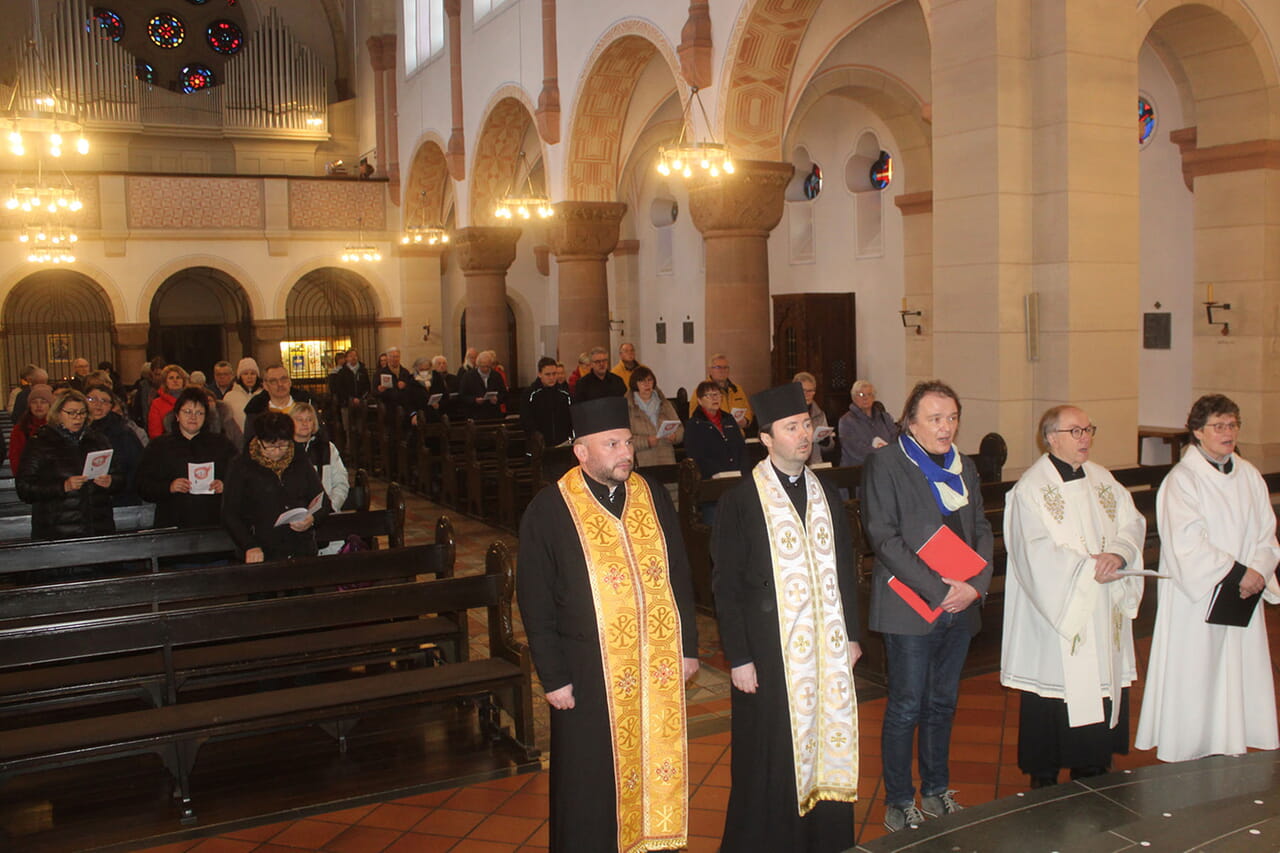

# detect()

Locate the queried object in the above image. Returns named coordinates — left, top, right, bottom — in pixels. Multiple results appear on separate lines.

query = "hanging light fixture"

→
left=19, top=222, right=78, bottom=264
left=5, top=0, right=91, bottom=160
left=495, top=150, right=552, bottom=220
left=341, top=215, right=382, bottom=262
left=400, top=190, right=450, bottom=246
left=656, top=86, right=733, bottom=179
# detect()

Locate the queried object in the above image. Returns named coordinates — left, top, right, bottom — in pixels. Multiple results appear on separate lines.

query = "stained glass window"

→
left=870, top=151, right=893, bottom=190
left=206, top=20, right=244, bottom=55
left=180, top=64, right=215, bottom=94
left=135, top=59, right=156, bottom=84
left=803, top=164, right=823, bottom=200
left=92, top=9, right=124, bottom=41
left=148, top=13, right=185, bottom=48
left=1139, top=96, right=1156, bottom=146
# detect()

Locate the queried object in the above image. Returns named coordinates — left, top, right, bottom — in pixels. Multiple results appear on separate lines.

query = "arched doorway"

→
left=149, top=267, right=253, bottom=372
left=2, top=271, right=116, bottom=386
left=283, top=268, right=377, bottom=384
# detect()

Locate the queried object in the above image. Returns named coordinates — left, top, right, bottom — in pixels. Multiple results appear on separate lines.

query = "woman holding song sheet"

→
left=137, top=387, right=238, bottom=530
left=15, top=389, right=120, bottom=541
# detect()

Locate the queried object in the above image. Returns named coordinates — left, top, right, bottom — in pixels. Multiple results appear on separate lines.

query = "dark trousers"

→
left=881, top=611, right=971, bottom=806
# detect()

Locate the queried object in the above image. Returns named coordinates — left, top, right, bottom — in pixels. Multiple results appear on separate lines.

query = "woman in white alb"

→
left=1136, top=394, right=1280, bottom=762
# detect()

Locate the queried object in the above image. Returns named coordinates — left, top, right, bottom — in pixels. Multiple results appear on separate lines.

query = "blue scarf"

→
left=898, top=433, right=967, bottom=515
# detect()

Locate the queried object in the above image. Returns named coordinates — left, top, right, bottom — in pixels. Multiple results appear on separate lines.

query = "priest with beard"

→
left=516, top=396, right=699, bottom=853
left=712, top=382, right=861, bottom=853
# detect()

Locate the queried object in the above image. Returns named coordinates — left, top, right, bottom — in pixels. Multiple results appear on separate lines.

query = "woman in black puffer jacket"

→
left=16, top=390, right=120, bottom=540
left=222, top=410, right=330, bottom=563
left=137, top=387, right=238, bottom=529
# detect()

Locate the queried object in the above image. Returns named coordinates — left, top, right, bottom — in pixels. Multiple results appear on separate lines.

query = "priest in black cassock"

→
left=516, top=395, right=699, bottom=853
left=712, top=382, right=862, bottom=853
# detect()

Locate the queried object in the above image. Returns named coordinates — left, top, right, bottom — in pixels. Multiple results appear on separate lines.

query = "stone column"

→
left=547, top=202, right=627, bottom=364
left=611, top=239, right=640, bottom=355
left=253, top=319, right=288, bottom=370
left=931, top=0, right=1137, bottom=470
left=535, top=0, right=560, bottom=144
left=365, top=35, right=394, bottom=179
left=444, top=0, right=466, bottom=180
left=398, top=243, right=447, bottom=367
left=687, top=160, right=792, bottom=401
left=452, top=227, right=521, bottom=368
left=115, top=322, right=150, bottom=387
left=678, top=2, right=712, bottom=90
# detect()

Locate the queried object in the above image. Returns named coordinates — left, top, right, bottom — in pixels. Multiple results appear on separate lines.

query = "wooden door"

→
left=771, top=293, right=856, bottom=427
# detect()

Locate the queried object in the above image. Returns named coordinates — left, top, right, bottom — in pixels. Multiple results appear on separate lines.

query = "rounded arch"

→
left=719, top=0, right=933, bottom=160
left=0, top=260, right=128, bottom=324
left=470, top=88, right=544, bottom=226
left=784, top=65, right=932, bottom=192
left=2, top=270, right=116, bottom=385
left=148, top=267, right=254, bottom=369
left=138, top=255, right=265, bottom=326
left=272, top=257, right=388, bottom=319
left=403, top=133, right=453, bottom=226
left=565, top=21, right=685, bottom=202
left=283, top=267, right=380, bottom=379
left=1137, top=0, right=1280, bottom=146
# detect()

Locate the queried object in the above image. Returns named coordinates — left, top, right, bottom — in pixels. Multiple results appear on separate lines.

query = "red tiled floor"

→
left=267, top=819, right=348, bottom=849
left=186, top=839, right=258, bottom=853
left=411, top=808, right=486, bottom=838
left=494, top=792, right=548, bottom=819
left=383, top=835, right=456, bottom=853
left=359, top=804, right=434, bottom=831
left=442, top=787, right=514, bottom=814
left=448, top=840, right=518, bottom=852
left=223, top=821, right=291, bottom=843
left=466, top=813, right=542, bottom=845
left=323, top=824, right=402, bottom=853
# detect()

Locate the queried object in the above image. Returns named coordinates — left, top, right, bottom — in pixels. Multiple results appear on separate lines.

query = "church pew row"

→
left=0, top=482, right=407, bottom=584
left=0, top=539, right=537, bottom=827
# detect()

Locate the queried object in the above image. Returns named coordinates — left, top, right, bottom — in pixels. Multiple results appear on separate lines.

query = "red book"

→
left=888, top=525, right=988, bottom=623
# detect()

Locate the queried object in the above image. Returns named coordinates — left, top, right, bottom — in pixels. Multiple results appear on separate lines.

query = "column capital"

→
left=366, top=34, right=397, bottom=72
left=547, top=201, right=627, bottom=259
left=687, top=160, right=793, bottom=237
left=452, top=226, right=522, bottom=274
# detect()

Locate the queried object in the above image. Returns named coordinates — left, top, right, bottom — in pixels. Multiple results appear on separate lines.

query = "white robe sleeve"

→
left=1243, top=470, right=1280, bottom=602
left=1005, top=482, right=1099, bottom=641
left=321, top=441, right=349, bottom=510
left=1109, top=486, right=1147, bottom=618
left=1157, top=467, right=1237, bottom=603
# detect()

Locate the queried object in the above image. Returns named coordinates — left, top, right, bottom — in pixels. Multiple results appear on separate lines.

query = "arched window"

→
left=803, top=164, right=823, bottom=200
left=845, top=132, right=893, bottom=258
left=404, top=0, right=446, bottom=73
left=1139, top=95, right=1156, bottom=147
left=869, top=151, right=893, bottom=190
left=284, top=269, right=378, bottom=381
left=149, top=267, right=253, bottom=370
left=3, top=271, right=115, bottom=385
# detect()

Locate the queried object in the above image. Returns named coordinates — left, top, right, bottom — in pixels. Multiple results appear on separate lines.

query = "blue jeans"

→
left=881, top=610, right=971, bottom=806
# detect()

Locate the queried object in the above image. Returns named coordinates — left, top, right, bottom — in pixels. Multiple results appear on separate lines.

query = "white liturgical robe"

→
left=1001, top=455, right=1146, bottom=728
left=1136, top=448, right=1280, bottom=762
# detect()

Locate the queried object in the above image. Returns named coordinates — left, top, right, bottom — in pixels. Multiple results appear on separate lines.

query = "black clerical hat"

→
left=751, top=382, right=807, bottom=430
left=571, top=396, right=630, bottom=438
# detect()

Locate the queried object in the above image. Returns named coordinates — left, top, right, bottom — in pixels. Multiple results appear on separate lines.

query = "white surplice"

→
left=1135, top=448, right=1280, bottom=762
left=1001, top=455, right=1146, bottom=727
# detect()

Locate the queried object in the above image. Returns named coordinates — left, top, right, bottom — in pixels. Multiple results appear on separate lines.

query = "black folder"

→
left=1205, top=562, right=1262, bottom=627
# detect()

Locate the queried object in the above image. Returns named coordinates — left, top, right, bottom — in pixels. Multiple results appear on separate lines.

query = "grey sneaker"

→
left=884, top=802, right=925, bottom=831
left=921, top=789, right=964, bottom=818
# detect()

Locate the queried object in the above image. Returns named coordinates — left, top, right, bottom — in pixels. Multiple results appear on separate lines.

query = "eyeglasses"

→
left=710, top=363, right=729, bottom=371
left=854, top=391, right=875, bottom=398
left=178, top=408, right=205, bottom=417
left=1053, top=425, right=1098, bottom=439
left=261, top=440, right=291, bottom=450
left=86, top=396, right=112, bottom=405
left=1203, top=421, right=1241, bottom=433
left=62, top=408, right=88, bottom=418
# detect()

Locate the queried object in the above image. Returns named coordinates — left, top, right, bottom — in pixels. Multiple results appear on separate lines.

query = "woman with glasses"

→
left=1137, top=394, right=1280, bottom=762
left=85, top=384, right=145, bottom=506
left=15, top=389, right=120, bottom=540
left=838, top=379, right=898, bottom=468
left=222, top=410, right=330, bottom=563
left=137, top=387, right=238, bottom=530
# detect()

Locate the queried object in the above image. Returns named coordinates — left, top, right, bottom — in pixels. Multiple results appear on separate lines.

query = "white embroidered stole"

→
left=753, top=461, right=859, bottom=814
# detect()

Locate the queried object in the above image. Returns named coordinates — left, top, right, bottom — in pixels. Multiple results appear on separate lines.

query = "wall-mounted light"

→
left=1204, top=283, right=1230, bottom=336
left=899, top=298, right=922, bottom=335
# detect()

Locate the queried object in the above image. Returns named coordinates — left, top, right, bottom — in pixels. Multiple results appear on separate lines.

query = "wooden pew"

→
left=0, top=540, right=537, bottom=826
left=0, top=483, right=408, bottom=584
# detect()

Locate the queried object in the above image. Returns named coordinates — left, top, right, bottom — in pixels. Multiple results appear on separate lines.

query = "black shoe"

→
left=1029, top=773, right=1059, bottom=789
left=1069, top=765, right=1109, bottom=780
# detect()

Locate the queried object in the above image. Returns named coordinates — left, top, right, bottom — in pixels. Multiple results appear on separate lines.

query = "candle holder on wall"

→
left=1204, top=283, right=1230, bottom=336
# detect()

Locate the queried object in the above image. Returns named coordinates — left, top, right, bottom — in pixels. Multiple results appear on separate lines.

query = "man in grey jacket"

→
left=862, top=379, right=993, bottom=832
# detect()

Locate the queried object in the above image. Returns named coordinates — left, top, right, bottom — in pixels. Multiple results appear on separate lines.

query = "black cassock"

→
left=516, top=470, right=698, bottom=852
left=711, top=468, right=861, bottom=853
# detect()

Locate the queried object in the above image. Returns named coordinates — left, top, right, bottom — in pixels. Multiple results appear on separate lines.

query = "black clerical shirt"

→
left=772, top=463, right=807, bottom=520
left=583, top=472, right=625, bottom=519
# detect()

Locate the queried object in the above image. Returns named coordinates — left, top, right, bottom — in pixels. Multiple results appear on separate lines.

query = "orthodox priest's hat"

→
left=751, top=382, right=808, bottom=431
left=571, top=395, right=630, bottom=438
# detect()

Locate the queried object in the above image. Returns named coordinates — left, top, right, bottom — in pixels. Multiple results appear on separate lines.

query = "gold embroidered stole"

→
left=753, top=461, right=859, bottom=815
left=559, top=469, right=688, bottom=853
